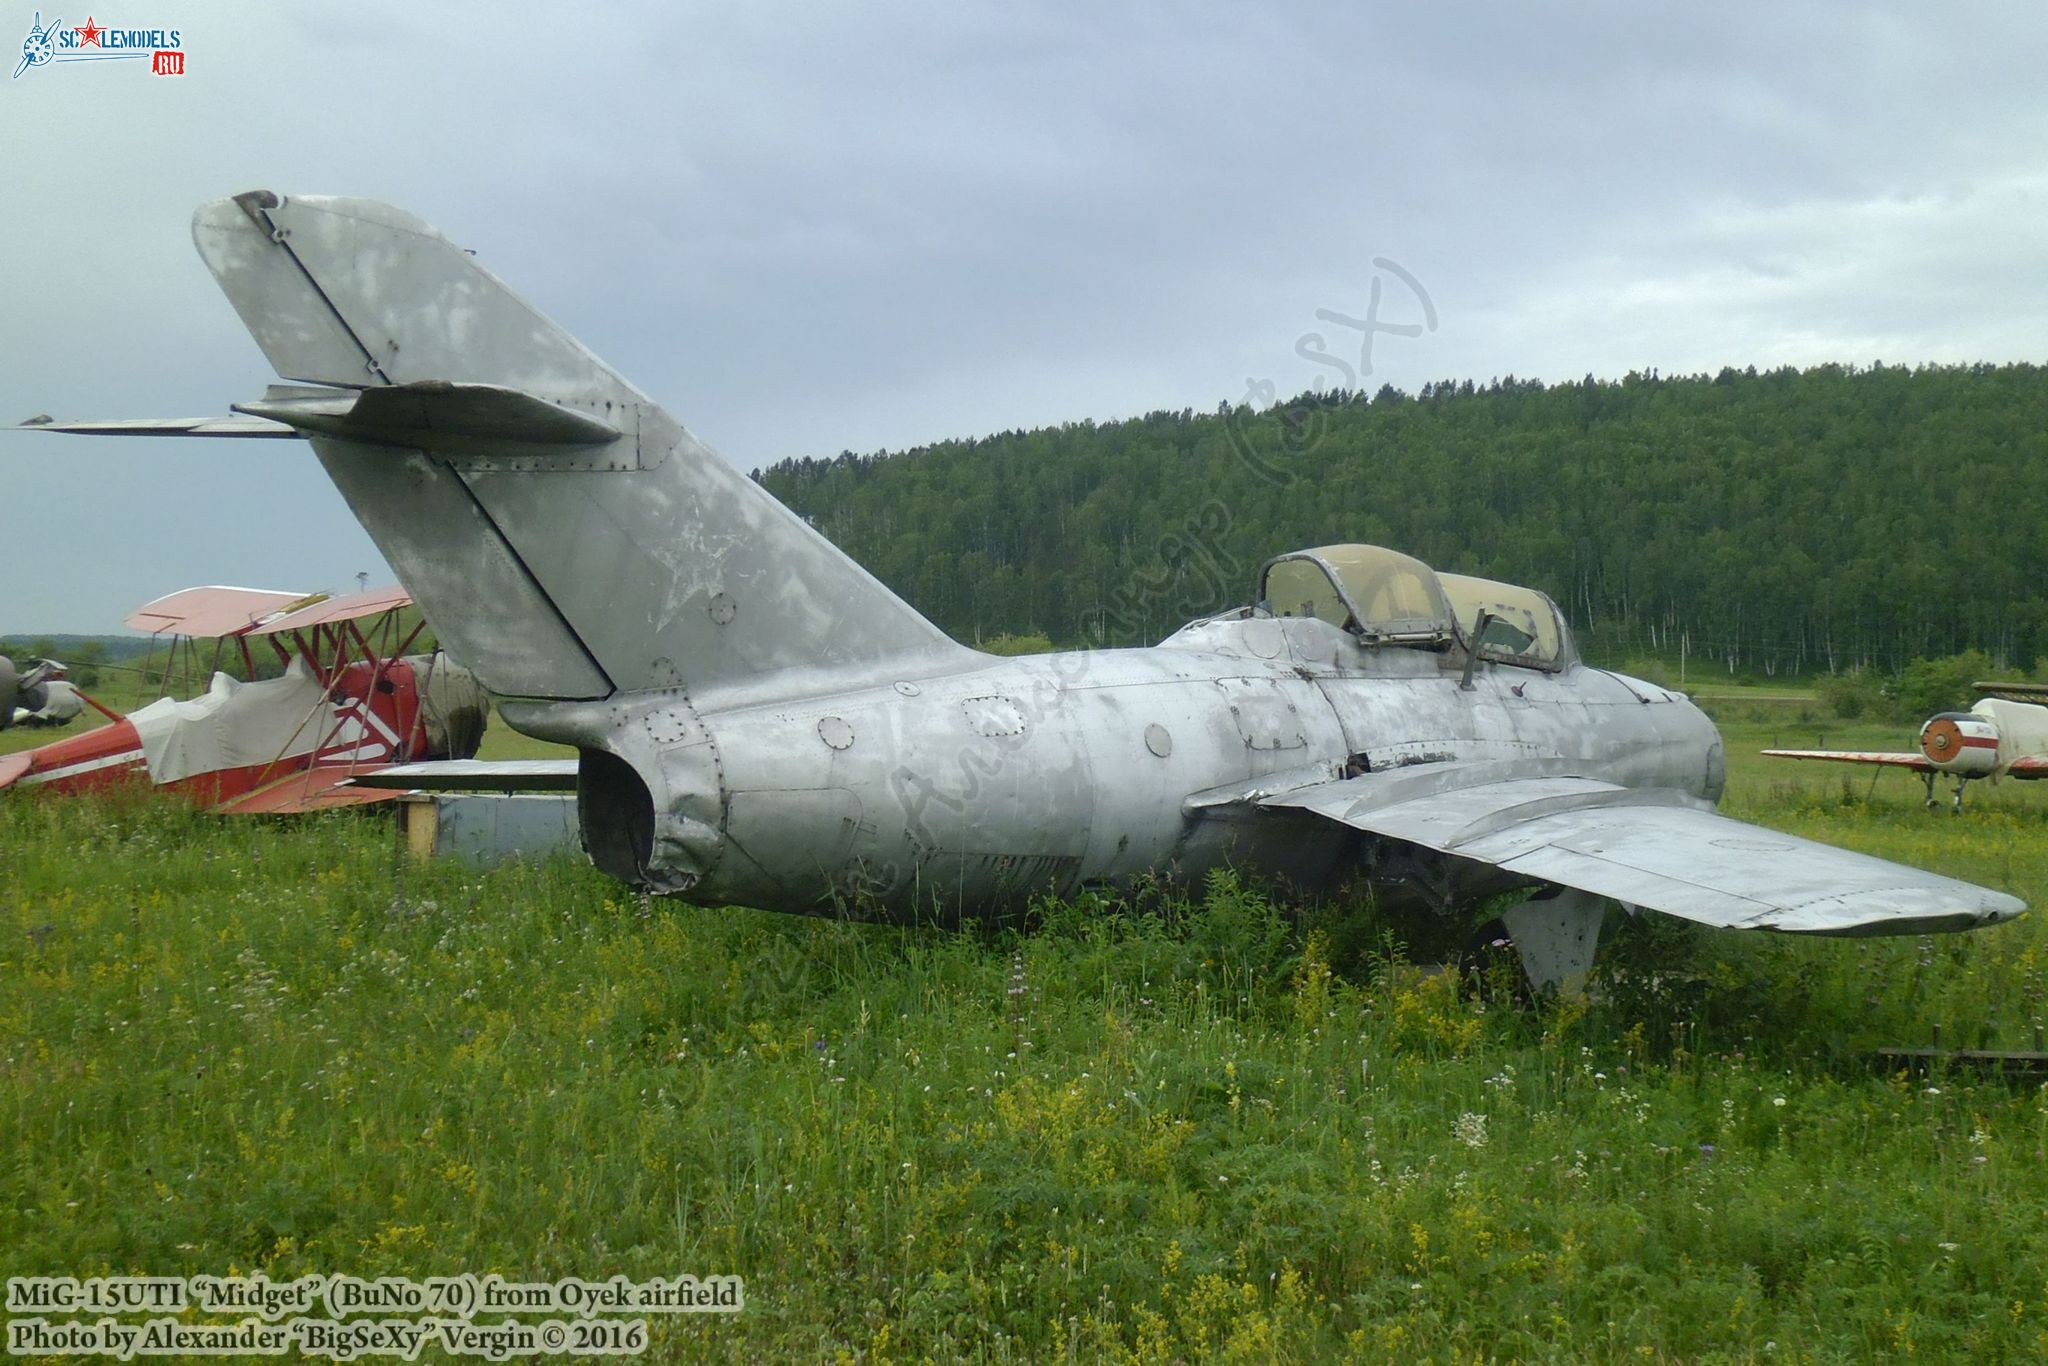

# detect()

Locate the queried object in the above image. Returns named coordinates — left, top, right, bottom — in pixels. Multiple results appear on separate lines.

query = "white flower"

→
left=1772, top=1096, right=1786, bottom=1108
left=1452, top=1112, right=1489, bottom=1149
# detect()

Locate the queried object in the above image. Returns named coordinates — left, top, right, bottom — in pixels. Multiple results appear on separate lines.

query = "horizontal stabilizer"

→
left=17, top=413, right=298, bottom=438
left=1266, top=769, right=2024, bottom=935
left=23, top=382, right=622, bottom=457
left=347, top=758, right=580, bottom=792
left=238, top=381, right=621, bottom=455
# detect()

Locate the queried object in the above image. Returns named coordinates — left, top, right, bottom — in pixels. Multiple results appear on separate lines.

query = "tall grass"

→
left=4, top=791, right=2047, bottom=1360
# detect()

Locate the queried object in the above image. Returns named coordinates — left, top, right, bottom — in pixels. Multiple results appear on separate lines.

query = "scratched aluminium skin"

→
left=21, top=192, right=2023, bottom=985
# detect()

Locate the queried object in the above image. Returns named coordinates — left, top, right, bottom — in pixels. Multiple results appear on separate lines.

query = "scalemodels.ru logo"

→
left=15, top=11, right=184, bottom=79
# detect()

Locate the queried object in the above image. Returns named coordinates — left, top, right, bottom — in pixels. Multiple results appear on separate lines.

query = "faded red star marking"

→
left=75, top=17, right=103, bottom=46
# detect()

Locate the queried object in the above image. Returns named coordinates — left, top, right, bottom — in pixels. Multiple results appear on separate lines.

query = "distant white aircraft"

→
left=2, top=662, right=83, bottom=727
left=1765, top=682, right=2048, bottom=812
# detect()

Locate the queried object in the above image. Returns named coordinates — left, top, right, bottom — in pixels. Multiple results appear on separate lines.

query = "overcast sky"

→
left=4, top=2, right=2045, bottom=633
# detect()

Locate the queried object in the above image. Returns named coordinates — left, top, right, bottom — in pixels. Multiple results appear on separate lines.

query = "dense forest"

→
left=758, top=363, right=2048, bottom=677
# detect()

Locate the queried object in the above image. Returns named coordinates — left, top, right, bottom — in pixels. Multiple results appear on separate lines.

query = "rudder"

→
left=192, top=192, right=967, bottom=704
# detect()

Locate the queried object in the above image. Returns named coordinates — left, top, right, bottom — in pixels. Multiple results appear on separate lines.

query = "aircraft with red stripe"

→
left=1764, top=683, right=2048, bottom=813
left=0, top=584, right=488, bottom=813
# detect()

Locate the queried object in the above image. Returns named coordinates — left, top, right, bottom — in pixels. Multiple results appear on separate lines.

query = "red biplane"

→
left=0, top=584, right=488, bottom=814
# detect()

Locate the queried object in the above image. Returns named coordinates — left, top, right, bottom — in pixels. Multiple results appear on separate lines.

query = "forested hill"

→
left=757, top=363, right=2048, bottom=676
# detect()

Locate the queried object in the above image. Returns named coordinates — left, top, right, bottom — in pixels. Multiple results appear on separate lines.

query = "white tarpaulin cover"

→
left=130, top=656, right=359, bottom=783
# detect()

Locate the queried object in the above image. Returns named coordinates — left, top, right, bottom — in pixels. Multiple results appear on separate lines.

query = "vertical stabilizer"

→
left=191, top=191, right=968, bottom=703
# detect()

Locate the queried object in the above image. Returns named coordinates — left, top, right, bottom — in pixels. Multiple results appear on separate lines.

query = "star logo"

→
left=74, top=15, right=101, bottom=46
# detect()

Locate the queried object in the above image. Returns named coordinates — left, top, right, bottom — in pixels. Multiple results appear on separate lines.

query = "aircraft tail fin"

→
left=187, top=191, right=967, bottom=703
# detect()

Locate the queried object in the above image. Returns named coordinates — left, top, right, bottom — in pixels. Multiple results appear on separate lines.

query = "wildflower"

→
left=1925, top=1087, right=1942, bottom=1097
left=1772, top=1096, right=1786, bottom=1108
left=1452, top=1112, right=1489, bottom=1149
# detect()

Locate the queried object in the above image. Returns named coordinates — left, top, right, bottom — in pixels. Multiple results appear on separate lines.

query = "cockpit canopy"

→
left=1257, top=544, right=1573, bottom=669
left=1438, top=572, right=1569, bottom=668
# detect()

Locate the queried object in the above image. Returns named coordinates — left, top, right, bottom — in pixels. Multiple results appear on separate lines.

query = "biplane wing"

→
left=212, top=765, right=411, bottom=815
left=126, top=585, right=314, bottom=639
left=249, top=585, right=413, bottom=635
left=125, top=583, right=415, bottom=640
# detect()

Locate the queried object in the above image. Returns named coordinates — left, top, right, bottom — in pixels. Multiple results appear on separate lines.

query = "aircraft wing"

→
left=210, top=766, right=407, bottom=815
left=1975, top=680, right=2048, bottom=704
left=1259, top=769, right=2022, bottom=935
left=249, top=585, right=412, bottom=634
left=1759, top=748, right=1934, bottom=771
left=127, top=585, right=314, bottom=638
left=345, top=759, right=580, bottom=792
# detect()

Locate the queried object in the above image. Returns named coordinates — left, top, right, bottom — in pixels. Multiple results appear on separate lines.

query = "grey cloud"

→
left=2, top=0, right=2044, bottom=630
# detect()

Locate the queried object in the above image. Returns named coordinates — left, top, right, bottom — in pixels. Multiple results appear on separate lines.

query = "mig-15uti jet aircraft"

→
left=19, top=191, right=2025, bottom=988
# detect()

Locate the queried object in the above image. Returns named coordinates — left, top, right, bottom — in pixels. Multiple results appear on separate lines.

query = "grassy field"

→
left=5, top=693, right=2048, bottom=1360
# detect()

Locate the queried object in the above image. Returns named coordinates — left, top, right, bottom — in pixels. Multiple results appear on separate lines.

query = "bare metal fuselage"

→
left=24, top=192, right=2018, bottom=959
left=510, top=613, right=1723, bottom=920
